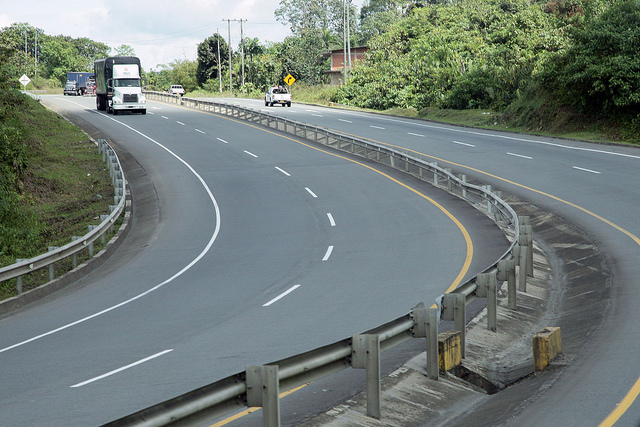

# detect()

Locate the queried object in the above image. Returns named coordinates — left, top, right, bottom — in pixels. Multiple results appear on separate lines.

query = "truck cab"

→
left=94, top=57, right=146, bottom=115
left=64, top=81, right=79, bottom=96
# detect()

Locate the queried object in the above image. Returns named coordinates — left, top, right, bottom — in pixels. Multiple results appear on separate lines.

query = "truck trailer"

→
left=64, top=72, right=94, bottom=96
left=94, top=56, right=146, bottom=115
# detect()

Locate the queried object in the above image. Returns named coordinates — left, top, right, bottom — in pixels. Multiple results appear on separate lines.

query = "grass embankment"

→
left=0, top=90, right=113, bottom=300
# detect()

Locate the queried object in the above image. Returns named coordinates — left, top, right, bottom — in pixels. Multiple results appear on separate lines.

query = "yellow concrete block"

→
left=533, top=327, right=562, bottom=371
left=438, top=331, right=462, bottom=372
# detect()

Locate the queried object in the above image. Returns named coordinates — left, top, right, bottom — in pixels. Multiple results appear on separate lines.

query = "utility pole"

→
left=222, top=18, right=247, bottom=94
left=343, top=0, right=347, bottom=85
left=217, top=29, right=222, bottom=93
left=239, top=19, right=246, bottom=92
left=223, top=19, right=233, bottom=94
left=35, top=32, right=38, bottom=80
left=346, top=0, right=352, bottom=72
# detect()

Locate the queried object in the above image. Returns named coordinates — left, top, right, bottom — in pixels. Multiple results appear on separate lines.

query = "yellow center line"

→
left=155, top=99, right=640, bottom=424
left=152, top=100, right=475, bottom=425
left=343, top=131, right=640, bottom=426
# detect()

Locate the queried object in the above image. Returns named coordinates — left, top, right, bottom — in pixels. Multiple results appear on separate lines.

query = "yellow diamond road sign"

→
left=284, top=74, right=296, bottom=86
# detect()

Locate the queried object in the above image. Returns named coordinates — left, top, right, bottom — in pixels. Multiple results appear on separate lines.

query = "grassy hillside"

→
left=0, top=90, right=113, bottom=297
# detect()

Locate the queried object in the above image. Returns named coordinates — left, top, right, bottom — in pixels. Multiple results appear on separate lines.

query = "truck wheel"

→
left=287, top=102, right=292, bottom=107
left=265, top=100, right=268, bottom=106
left=270, top=102, right=274, bottom=107
left=141, top=109, right=147, bottom=115
left=113, top=109, right=118, bottom=115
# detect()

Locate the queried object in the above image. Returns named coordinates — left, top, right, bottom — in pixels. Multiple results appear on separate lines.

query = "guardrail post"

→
left=352, top=334, right=381, bottom=419
left=498, top=258, right=517, bottom=310
left=87, top=226, right=97, bottom=257
left=246, top=365, right=281, bottom=427
left=477, top=271, right=497, bottom=331
left=442, top=293, right=468, bottom=358
left=461, top=175, right=468, bottom=199
left=71, top=237, right=81, bottom=268
left=519, top=216, right=534, bottom=277
left=516, top=245, right=528, bottom=292
left=455, top=293, right=466, bottom=358
left=433, top=163, right=439, bottom=186
left=15, top=259, right=27, bottom=293
left=484, top=185, right=493, bottom=215
left=47, top=246, right=59, bottom=281
left=427, top=307, right=439, bottom=379
left=412, top=305, right=440, bottom=380
left=487, top=275, right=497, bottom=332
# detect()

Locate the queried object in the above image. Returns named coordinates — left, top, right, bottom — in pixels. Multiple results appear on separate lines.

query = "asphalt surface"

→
left=0, top=95, right=509, bottom=426
left=208, top=98, right=640, bottom=427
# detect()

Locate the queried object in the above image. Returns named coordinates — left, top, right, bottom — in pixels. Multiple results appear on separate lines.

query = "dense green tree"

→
left=276, top=34, right=330, bottom=85
left=336, top=0, right=569, bottom=110
left=275, top=0, right=345, bottom=36
left=113, top=44, right=136, bottom=57
left=549, top=0, right=640, bottom=115
left=196, top=34, right=230, bottom=87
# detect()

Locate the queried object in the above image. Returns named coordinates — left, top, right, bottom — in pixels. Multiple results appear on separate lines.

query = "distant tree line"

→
left=1, top=0, right=638, bottom=136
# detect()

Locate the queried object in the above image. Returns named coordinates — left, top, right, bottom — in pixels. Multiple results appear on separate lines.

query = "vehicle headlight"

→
left=112, top=96, right=121, bottom=104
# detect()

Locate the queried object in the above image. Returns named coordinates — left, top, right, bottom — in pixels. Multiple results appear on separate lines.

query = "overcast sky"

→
left=1, top=0, right=364, bottom=72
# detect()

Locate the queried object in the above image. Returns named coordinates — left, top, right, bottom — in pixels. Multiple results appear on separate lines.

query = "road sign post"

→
left=19, top=74, right=31, bottom=90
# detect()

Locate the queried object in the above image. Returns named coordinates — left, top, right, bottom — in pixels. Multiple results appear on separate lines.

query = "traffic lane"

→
left=251, top=102, right=640, bottom=426
left=0, top=98, right=510, bottom=426
left=0, top=97, right=220, bottom=328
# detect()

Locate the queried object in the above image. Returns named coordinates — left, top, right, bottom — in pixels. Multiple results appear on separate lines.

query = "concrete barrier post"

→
left=438, top=331, right=462, bottom=372
left=533, top=327, right=562, bottom=371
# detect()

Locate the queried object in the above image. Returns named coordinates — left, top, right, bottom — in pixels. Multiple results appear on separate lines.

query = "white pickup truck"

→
left=265, top=86, right=292, bottom=107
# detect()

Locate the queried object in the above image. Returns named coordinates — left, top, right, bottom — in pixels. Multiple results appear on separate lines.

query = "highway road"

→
left=220, top=97, right=640, bottom=427
left=0, top=96, right=509, bottom=426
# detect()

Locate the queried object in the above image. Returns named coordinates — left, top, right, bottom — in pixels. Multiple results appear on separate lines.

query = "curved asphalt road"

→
left=0, top=96, right=508, bottom=426
left=221, top=97, right=640, bottom=427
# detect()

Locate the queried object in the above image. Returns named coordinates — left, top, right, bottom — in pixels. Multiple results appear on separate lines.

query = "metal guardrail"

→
left=98, top=93, right=534, bottom=426
left=0, top=139, right=126, bottom=293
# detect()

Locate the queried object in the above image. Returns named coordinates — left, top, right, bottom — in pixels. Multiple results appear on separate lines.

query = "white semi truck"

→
left=94, top=56, right=146, bottom=115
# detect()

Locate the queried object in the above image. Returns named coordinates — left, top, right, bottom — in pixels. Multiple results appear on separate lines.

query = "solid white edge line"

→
left=0, top=104, right=222, bottom=355
left=327, top=213, right=336, bottom=227
left=322, top=246, right=334, bottom=261
left=305, top=187, right=318, bottom=198
left=263, top=285, right=301, bottom=307
left=71, top=349, right=174, bottom=388
left=275, top=167, right=291, bottom=176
